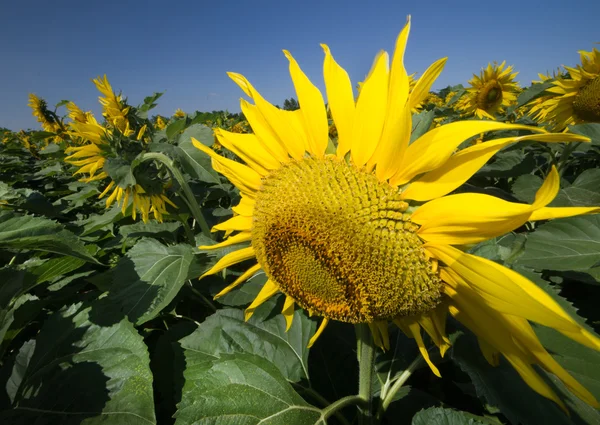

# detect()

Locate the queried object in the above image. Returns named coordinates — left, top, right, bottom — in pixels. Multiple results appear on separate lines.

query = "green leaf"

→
left=451, top=330, right=575, bottom=425
left=103, top=157, right=136, bottom=187
left=515, top=215, right=600, bottom=275
left=119, top=220, right=182, bottom=243
left=175, top=137, right=221, bottom=184
left=92, top=239, right=193, bottom=325
left=78, top=205, right=123, bottom=236
left=410, top=110, right=435, bottom=143
left=166, top=118, right=188, bottom=140
left=175, top=352, right=322, bottom=425
left=0, top=211, right=99, bottom=263
left=569, top=123, right=600, bottom=146
left=179, top=123, right=214, bottom=146
left=0, top=268, right=36, bottom=344
left=31, top=246, right=96, bottom=283
left=1, top=303, right=156, bottom=425
left=412, top=407, right=498, bottom=425
left=552, top=169, right=600, bottom=207
left=178, top=307, right=315, bottom=382
left=512, top=174, right=543, bottom=203
left=211, top=270, right=266, bottom=306
left=517, top=81, right=554, bottom=107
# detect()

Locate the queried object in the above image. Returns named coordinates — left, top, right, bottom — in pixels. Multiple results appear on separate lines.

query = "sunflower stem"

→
left=356, top=323, right=376, bottom=425
left=179, top=215, right=196, bottom=245
left=135, top=152, right=211, bottom=239
left=379, top=355, right=423, bottom=414
left=322, top=395, right=368, bottom=424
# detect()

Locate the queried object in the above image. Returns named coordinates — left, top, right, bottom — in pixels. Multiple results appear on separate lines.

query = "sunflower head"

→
left=174, top=108, right=186, bottom=119
left=93, top=75, right=131, bottom=133
left=457, top=61, right=520, bottom=119
left=530, top=48, right=600, bottom=130
left=195, top=18, right=600, bottom=409
left=28, top=94, right=64, bottom=139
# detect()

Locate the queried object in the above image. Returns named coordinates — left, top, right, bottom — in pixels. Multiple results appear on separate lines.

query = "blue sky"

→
left=1, top=0, right=598, bottom=130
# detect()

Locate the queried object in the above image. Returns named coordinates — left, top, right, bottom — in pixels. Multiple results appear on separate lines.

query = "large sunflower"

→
left=531, top=48, right=600, bottom=130
left=457, top=61, right=520, bottom=119
left=195, top=20, right=600, bottom=409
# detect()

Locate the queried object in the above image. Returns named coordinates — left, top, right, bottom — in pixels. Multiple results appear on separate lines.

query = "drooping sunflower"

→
left=531, top=48, right=600, bottom=130
left=28, top=94, right=66, bottom=141
left=195, top=19, right=600, bottom=410
left=93, top=75, right=131, bottom=133
left=65, top=105, right=175, bottom=223
left=457, top=61, right=520, bottom=119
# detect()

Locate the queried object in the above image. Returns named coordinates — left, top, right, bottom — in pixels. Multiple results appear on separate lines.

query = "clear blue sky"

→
left=1, top=0, right=598, bottom=131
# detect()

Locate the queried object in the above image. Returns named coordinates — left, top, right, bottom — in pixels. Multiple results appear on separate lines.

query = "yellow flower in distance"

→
left=174, top=108, right=186, bottom=118
left=532, top=48, right=600, bottom=130
left=28, top=94, right=64, bottom=140
left=457, top=61, right=520, bottom=119
left=93, top=75, right=131, bottom=133
left=195, top=18, right=600, bottom=410
left=155, top=115, right=167, bottom=130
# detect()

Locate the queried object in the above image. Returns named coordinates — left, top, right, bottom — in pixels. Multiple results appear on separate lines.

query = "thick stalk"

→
left=356, top=323, right=376, bottom=425
left=136, top=152, right=211, bottom=238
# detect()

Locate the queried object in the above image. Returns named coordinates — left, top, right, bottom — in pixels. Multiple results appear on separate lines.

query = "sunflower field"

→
left=1, top=20, right=600, bottom=425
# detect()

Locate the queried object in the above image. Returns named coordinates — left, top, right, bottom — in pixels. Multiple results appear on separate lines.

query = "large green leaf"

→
left=569, top=124, right=600, bottom=146
left=515, top=215, right=600, bottom=276
left=175, top=137, right=221, bottom=184
left=103, top=157, right=136, bottom=187
left=0, top=211, right=99, bottom=263
left=92, top=238, right=194, bottom=325
left=412, top=407, right=498, bottom=425
left=552, top=169, right=600, bottom=207
left=1, top=303, right=156, bottom=425
left=177, top=307, right=314, bottom=382
left=175, top=352, right=322, bottom=425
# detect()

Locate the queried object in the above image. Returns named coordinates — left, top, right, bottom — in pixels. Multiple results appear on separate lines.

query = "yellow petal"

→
left=321, top=44, right=355, bottom=158
left=231, top=195, right=255, bottom=217
left=390, top=122, right=545, bottom=186
left=245, top=279, right=279, bottom=321
left=477, top=338, right=500, bottom=366
left=198, top=232, right=251, bottom=250
left=200, top=246, right=255, bottom=278
left=529, top=206, right=600, bottom=221
left=446, top=302, right=567, bottom=412
left=214, top=129, right=280, bottom=175
left=212, top=215, right=253, bottom=233
left=398, top=319, right=441, bottom=378
left=282, top=296, right=295, bottom=331
left=367, top=20, right=411, bottom=180
left=229, top=73, right=305, bottom=160
left=350, top=51, right=389, bottom=167
left=239, top=99, right=289, bottom=162
left=413, top=167, right=559, bottom=245
left=214, top=264, right=262, bottom=299
left=308, top=317, right=329, bottom=348
left=403, top=134, right=579, bottom=202
left=284, top=50, right=328, bottom=157
left=435, top=248, right=580, bottom=333
left=192, top=137, right=262, bottom=194
left=417, top=310, right=451, bottom=358
left=408, top=57, right=448, bottom=110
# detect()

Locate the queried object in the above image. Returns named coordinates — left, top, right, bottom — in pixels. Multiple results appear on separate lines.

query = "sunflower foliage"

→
left=1, top=38, right=600, bottom=425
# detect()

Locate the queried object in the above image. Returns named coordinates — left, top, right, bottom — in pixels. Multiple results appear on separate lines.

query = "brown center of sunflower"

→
left=251, top=156, right=442, bottom=323
left=573, top=76, right=600, bottom=122
left=477, top=80, right=503, bottom=111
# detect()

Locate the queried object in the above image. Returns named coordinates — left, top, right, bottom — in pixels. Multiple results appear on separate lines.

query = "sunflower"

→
left=174, top=108, right=186, bottom=119
left=531, top=48, right=600, bottom=130
left=155, top=115, right=167, bottom=130
left=194, top=19, right=600, bottom=410
left=28, top=94, right=65, bottom=141
left=66, top=101, right=93, bottom=125
left=93, top=75, right=131, bottom=133
left=65, top=113, right=174, bottom=223
left=457, top=61, right=520, bottom=119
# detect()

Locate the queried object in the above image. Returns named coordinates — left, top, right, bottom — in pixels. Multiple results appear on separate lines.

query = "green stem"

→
left=321, top=395, right=367, bottom=424
left=356, top=323, right=376, bottom=425
left=136, top=152, right=211, bottom=238
left=179, top=214, right=196, bottom=245
left=187, top=280, right=217, bottom=312
left=379, top=356, right=423, bottom=413
left=557, top=142, right=581, bottom=175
